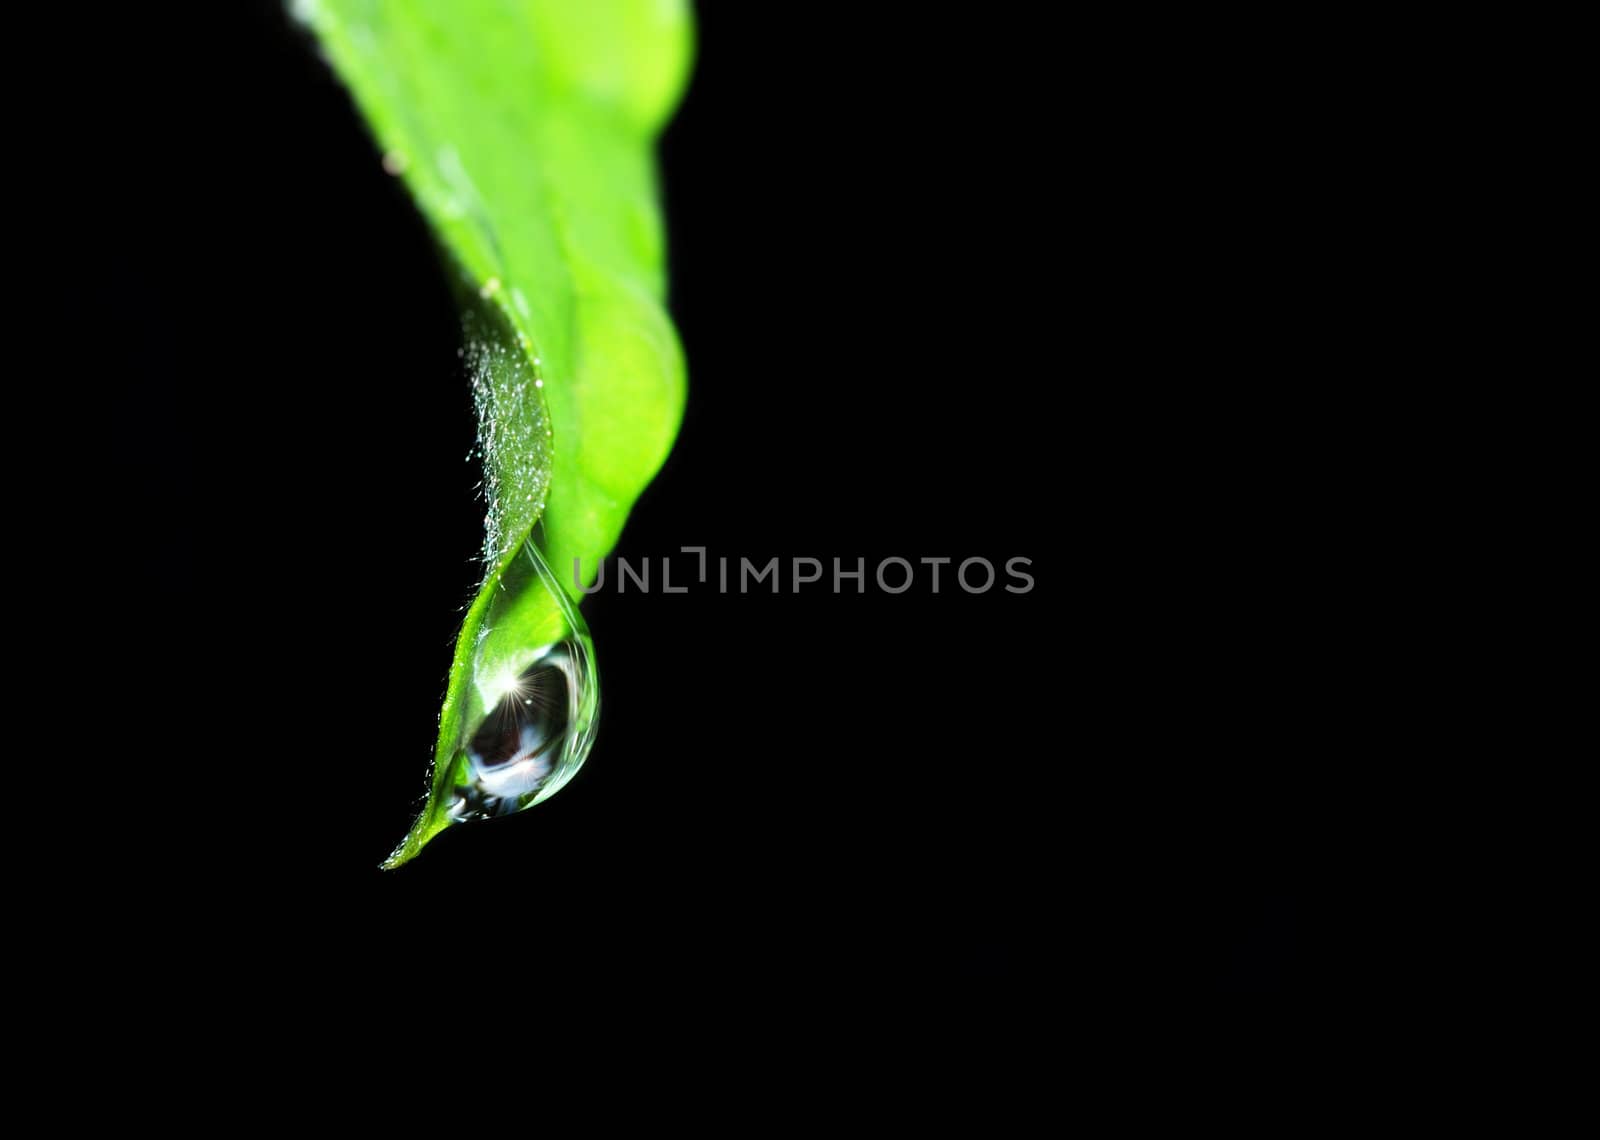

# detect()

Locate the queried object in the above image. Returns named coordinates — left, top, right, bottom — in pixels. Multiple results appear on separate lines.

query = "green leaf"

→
left=296, top=0, right=692, bottom=866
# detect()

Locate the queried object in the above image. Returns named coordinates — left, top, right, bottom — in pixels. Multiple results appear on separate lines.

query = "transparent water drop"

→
left=439, top=537, right=598, bottom=825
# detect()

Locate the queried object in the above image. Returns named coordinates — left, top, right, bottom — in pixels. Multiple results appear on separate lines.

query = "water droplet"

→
left=439, top=540, right=598, bottom=825
left=479, top=276, right=502, bottom=299
left=381, top=150, right=408, bottom=176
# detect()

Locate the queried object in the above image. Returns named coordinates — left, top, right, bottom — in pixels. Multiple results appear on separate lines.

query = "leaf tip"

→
left=380, top=809, right=450, bottom=870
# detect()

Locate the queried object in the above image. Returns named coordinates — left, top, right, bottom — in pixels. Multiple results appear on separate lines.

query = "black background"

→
left=84, top=3, right=1333, bottom=1020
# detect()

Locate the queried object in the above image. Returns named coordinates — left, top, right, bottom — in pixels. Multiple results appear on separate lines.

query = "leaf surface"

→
left=298, top=0, right=692, bottom=865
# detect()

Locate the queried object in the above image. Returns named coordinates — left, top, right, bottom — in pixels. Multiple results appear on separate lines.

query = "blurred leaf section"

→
left=297, top=0, right=691, bottom=864
left=299, top=0, right=690, bottom=583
